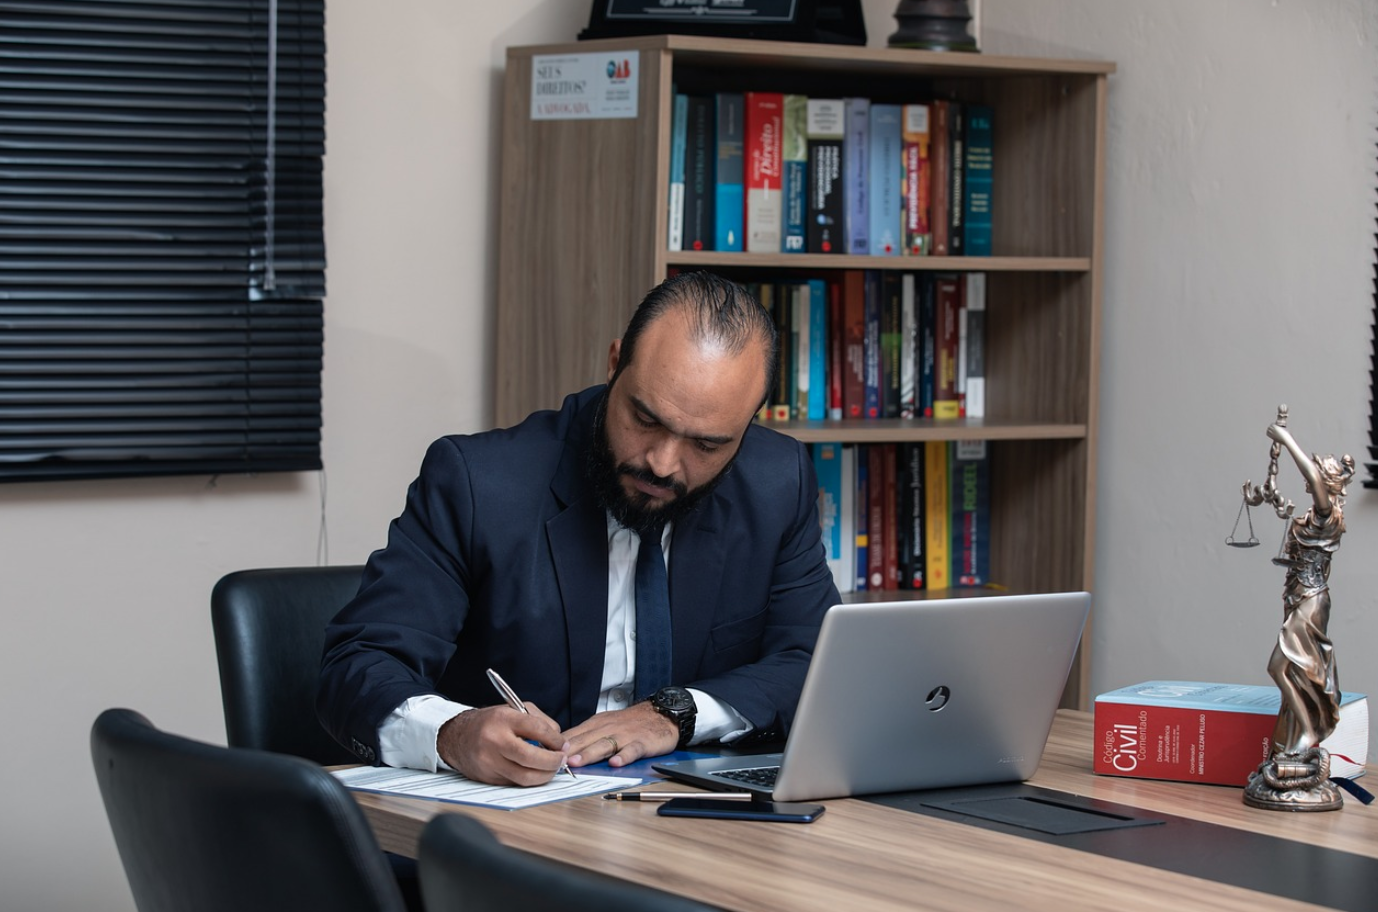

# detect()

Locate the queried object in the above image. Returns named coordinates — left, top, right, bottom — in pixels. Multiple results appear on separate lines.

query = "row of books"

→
left=746, top=270, right=985, bottom=422
left=812, top=440, right=990, bottom=595
left=668, top=93, right=993, bottom=257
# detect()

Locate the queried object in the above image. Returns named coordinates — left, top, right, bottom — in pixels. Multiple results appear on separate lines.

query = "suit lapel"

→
left=668, top=497, right=730, bottom=682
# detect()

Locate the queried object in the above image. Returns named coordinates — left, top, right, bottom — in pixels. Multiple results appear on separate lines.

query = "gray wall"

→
left=0, top=1, right=1373, bottom=908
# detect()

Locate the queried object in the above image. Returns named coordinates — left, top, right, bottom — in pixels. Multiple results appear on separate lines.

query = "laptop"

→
left=653, top=591, right=1091, bottom=802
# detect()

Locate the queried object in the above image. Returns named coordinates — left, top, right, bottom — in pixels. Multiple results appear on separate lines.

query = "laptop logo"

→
left=925, top=685, right=951, bottom=712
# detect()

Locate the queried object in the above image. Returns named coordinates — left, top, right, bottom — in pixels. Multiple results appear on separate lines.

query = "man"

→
left=318, top=271, right=839, bottom=786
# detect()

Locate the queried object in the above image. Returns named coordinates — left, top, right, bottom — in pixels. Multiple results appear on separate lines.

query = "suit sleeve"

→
left=317, top=438, right=477, bottom=764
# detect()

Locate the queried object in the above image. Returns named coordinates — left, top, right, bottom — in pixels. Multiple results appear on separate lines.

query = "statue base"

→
left=1242, top=747, right=1344, bottom=812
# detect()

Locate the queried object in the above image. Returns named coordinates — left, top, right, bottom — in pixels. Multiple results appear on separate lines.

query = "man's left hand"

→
left=562, top=701, right=678, bottom=768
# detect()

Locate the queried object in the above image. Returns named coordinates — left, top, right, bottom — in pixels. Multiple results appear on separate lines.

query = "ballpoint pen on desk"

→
left=604, top=791, right=756, bottom=802
left=485, top=667, right=576, bottom=779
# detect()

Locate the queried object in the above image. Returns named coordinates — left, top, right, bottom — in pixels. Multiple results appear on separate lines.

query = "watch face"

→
left=657, top=687, right=694, bottom=715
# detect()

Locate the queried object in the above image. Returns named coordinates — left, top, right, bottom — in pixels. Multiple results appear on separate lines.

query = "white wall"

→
left=0, top=1, right=1372, bottom=908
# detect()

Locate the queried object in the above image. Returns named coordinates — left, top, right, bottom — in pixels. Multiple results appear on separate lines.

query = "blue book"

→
left=868, top=104, right=904, bottom=257
left=949, top=439, right=991, bottom=586
left=781, top=94, right=808, bottom=252
left=667, top=93, right=688, bottom=251
left=807, top=278, right=828, bottom=420
left=963, top=104, right=994, bottom=256
left=812, top=442, right=851, bottom=592
left=862, top=270, right=882, bottom=419
left=918, top=273, right=936, bottom=417
left=714, top=93, right=745, bottom=252
left=842, top=97, right=870, bottom=254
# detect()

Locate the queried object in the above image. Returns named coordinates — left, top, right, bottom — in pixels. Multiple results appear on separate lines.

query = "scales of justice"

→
left=1227, top=405, right=1356, bottom=811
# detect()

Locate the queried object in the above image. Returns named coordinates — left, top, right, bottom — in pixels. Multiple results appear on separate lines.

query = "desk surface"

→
left=354, top=710, right=1377, bottom=912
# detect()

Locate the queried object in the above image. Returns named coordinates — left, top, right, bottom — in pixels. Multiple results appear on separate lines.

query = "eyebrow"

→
left=630, top=395, right=737, bottom=447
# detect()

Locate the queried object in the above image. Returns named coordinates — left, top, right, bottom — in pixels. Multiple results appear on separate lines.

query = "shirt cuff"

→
left=686, top=687, right=752, bottom=744
left=377, top=694, right=471, bottom=772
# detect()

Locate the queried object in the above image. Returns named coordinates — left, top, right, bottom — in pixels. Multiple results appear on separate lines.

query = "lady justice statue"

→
left=1237, top=405, right=1355, bottom=811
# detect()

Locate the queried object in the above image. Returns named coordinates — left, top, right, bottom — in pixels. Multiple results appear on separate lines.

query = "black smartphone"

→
left=656, top=797, right=825, bottom=823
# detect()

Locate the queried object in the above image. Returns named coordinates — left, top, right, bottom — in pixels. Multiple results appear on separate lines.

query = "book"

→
left=865, top=445, right=886, bottom=592
left=923, top=439, right=950, bottom=589
left=838, top=444, right=856, bottom=592
left=899, top=272, right=918, bottom=419
left=792, top=281, right=810, bottom=419
left=917, top=273, right=936, bottom=418
left=854, top=446, right=869, bottom=591
left=714, top=92, right=745, bottom=252
left=880, top=272, right=902, bottom=419
left=745, top=92, right=784, bottom=253
left=781, top=94, right=809, bottom=253
left=949, top=439, right=990, bottom=586
left=962, top=104, right=994, bottom=256
left=827, top=278, right=843, bottom=420
left=897, top=441, right=925, bottom=589
left=867, top=104, right=904, bottom=257
left=806, top=278, right=828, bottom=421
left=862, top=270, right=882, bottom=419
left=805, top=98, right=845, bottom=254
left=841, top=270, right=866, bottom=419
left=947, top=101, right=965, bottom=256
left=901, top=103, right=931, bottom=255
left=881, top=443, right=899, bottom=590
left=1093, top=681, right=1369, bottom=787
left=667, top=93, right=688, bottom=252
left=813, top=442, right=850, bottom=593
left=842, top=97, right=870, bottom=255
left=962, top=272, right=986, bottom=419
left=929, top=100, right=951, bottom=257
left=932, top=273, right=962, bottom=419
left=682, top=95, right=715, bottom=251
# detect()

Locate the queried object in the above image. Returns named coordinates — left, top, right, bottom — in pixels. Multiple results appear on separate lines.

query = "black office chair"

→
left=91, top=708, right=407, bottom=912
left=210, top=564, right=364, bottom=766
left=418, top=812, right=724, bottom=912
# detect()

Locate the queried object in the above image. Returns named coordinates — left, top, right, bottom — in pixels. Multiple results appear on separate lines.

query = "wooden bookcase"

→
left=496, top=36, right=1113, bottom=708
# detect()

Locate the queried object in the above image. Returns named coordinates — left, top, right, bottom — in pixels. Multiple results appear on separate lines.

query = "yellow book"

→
left=924, top=440, right=949, bottom=589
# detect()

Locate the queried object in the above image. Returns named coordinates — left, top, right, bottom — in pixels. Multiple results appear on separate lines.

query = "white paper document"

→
left=333, top=765, right=638, bottom=810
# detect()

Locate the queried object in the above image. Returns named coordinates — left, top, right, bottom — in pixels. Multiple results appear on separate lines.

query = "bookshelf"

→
left=496, top=36, right=1114, bottom=708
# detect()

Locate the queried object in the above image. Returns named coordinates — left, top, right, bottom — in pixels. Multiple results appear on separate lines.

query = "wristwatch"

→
left=648, top=686, right=697, bottom=748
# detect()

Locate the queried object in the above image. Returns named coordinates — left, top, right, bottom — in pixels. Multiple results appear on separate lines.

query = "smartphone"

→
left=656, top=797, right=825, bottom=823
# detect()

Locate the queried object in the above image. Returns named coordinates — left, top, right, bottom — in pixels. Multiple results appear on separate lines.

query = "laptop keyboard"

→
left=715, top=765, right=780, bottom=788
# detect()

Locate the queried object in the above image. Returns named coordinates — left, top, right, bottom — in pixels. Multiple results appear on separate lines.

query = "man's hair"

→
left=615, top=271, right=779, bottom=407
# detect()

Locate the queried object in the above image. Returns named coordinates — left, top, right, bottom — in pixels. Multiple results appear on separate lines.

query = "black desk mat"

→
left=864, top=783, right=1378, bottom=912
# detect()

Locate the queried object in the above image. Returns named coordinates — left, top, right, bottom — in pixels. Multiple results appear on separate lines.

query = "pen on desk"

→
left=604, top=791, right=756, bottom=802
left=485, top=667, right=576, bottom=779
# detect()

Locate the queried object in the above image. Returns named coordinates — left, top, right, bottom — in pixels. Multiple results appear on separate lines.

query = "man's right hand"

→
left=436, top=704, right=570, bottom=786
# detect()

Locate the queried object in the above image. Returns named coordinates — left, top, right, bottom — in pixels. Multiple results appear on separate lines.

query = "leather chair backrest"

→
left=211, top=565, right=364, bottom=765
left=90, top=708, right=406, bottom=912
left=418, top=812, right=723, bottom=912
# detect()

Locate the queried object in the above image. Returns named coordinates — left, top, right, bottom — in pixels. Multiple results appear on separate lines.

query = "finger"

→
left=567, top=733, right=623, bottom=767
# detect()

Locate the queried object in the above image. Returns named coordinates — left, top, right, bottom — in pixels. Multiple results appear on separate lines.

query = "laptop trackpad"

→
left=918, top=794, right=1164, bottom=835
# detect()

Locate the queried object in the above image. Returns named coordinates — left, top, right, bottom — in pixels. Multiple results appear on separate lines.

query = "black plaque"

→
left=579, top=0, right=866, bottom=46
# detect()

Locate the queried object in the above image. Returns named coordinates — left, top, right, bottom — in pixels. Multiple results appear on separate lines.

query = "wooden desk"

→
left=354, top=711, right=1378, bottom=911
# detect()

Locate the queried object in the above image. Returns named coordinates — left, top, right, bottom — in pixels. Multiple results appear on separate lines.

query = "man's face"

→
left=591, top=311, right=766, bottom=535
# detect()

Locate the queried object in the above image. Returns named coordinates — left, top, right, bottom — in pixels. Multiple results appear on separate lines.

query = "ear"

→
left=607, top=339, right=622, bottom=382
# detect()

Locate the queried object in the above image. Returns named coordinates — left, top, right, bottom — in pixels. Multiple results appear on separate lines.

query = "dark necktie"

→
left=634, top=527, right=672, bottom=701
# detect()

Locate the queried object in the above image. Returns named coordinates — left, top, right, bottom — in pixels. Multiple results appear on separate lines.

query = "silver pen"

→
left=485, top=667, right=576, bottom=779
left=604, top=791, right=755, bottom=802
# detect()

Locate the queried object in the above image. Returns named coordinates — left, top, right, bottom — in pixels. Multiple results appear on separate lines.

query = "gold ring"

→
left=601, top=735, right=620, bottom=754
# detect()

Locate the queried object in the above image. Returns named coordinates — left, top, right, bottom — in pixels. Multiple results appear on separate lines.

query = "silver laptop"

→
left=653, top=591, right=1091, bottom=802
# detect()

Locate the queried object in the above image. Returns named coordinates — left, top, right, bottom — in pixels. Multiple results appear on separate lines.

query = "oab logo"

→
left=606, top=59, right=632, bottom=80
left=925, top=685, right=951, bottom=712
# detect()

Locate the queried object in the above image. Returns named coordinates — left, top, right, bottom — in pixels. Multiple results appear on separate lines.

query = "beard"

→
left=586, top=389, right=734, bottom=537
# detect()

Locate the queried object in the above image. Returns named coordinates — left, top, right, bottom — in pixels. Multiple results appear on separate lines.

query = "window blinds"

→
left=0, top=0, right=326, bottom=482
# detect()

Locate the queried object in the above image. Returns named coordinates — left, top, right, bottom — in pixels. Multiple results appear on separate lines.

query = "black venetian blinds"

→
left=0, top=0, right=326, bottom=482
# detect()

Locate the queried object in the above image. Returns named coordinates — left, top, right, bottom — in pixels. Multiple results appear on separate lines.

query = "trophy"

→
left=1230, top=405, right=1355, bottom=811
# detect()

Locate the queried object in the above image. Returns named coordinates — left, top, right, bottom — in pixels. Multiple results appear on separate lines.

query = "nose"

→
left=643, top=435, right=684, bottom=485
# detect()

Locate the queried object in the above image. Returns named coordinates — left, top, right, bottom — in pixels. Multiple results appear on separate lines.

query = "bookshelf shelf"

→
left=496, top=37, right=1113, bottom=708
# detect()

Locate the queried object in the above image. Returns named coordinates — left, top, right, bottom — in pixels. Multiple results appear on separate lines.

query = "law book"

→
left=947, top=101, right=965, bottom=256
left=842, top=96, right=870, bottom=255
left=880, top=271, right=903, bottom=419
left=827, top=278, right=843, bottom=420
left=932, top=273, right=963, bottom=419
left=928, top=99, right=951, bottom=257
left=806, top=277, right=828, bottom=421
left=862, top=270, right=882, bottom=419
left=897, top=440, right=925, bottom=589
left=805, top=98, right=845, bottom=254
left=881, top=443, right=899, bottom=590
left=901, top=103, right=931, bottom=255
left=962, top=272, right=986, bottom=419
left=949, top=439, right=990, bottom=586
left=867, top=103, right=904, bottom=257
left=781, top=94, right=809, bottom=253
left=744, top=91, right=784, bottom=253
left=841, top=270, right=866, bottom=419
left=792, top=280, right=810, bottom=419
left=667, top=92, right=688, bottom=252
left=923, top=439, right=950, bottom=590
left=918, top=272, right=937, bottom=417
left=962, top=104, right=994, bottom=256
left=1093, top=681, right=1369, bottom=787
left=865, top=444, right=886, bottom=592
left=838, top=444, right=856, bottom=592
left=854, top=446, right=869, bottom=591
left=813, top=442, right=852, bottom=593
left=714, top=92, right=745, bottom=252
left=899, top=272, right=918, bottom=419
left=682, top=95, right=715, bottom=251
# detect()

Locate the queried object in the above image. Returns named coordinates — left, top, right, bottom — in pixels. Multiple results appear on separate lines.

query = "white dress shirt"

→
left=377, top=515, right=752, bottom=771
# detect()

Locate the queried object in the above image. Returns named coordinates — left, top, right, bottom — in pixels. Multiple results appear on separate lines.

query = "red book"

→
left=932, top=274, right=963, bottom=419
left=1093, top=681, right=1369, bottom=787
left=929, top=100, right=951, bottom=256
left=745, top=92, right=784, bottom=253
left=841, top=270, right=866, bottom=419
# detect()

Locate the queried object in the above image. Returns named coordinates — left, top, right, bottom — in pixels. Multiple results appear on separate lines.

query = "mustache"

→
left=619, top=463, right=687, bottom=498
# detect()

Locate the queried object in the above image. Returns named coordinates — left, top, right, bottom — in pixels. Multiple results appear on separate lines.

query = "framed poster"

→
left=579, top=0, right=866, bottom=46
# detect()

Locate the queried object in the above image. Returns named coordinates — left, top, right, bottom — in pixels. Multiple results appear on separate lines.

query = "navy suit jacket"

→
left=318, top=386, right=839, bottom=764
